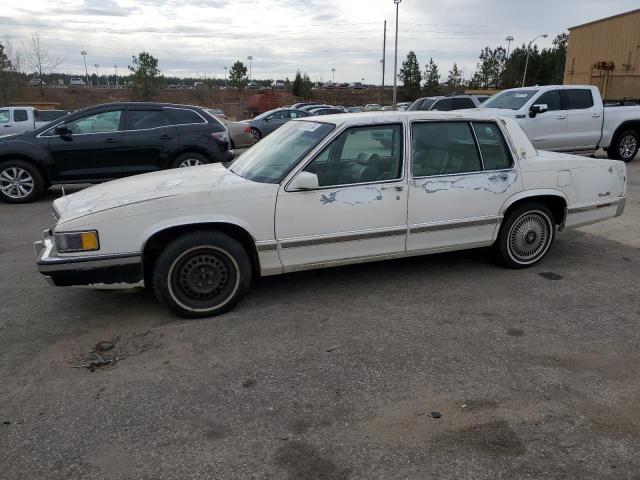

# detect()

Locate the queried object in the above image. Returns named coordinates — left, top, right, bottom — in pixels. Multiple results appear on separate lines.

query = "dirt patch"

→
left=538, top=272, right=563, bottom=280
left=437, top=420, right=526, bottom=456
left=274, top=440, right=350, bottom=480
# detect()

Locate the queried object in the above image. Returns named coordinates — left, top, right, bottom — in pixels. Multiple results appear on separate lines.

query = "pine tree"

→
left=398, top=51, right=422, bottom=98
left=228, top=60, right=248, bottom=90
left=423, top=58, right=440, bottom=95
left=447, top=63, right=463, bottom=89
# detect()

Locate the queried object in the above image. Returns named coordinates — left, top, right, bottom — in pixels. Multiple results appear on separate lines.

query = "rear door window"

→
left=471, top=122, right=512, bottom=170
left=432, top=98, right=454, bottom=111
left=126, top=110, right=166, bottom=130
left=412, top=122, right=482, bottom=176
left=562, top=89, right=594, bottom=110
left=0, top=110, right=9, bottom=124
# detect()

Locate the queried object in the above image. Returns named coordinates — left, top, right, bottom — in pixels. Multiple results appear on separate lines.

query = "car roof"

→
left=292, top=110, right=510, bottom=126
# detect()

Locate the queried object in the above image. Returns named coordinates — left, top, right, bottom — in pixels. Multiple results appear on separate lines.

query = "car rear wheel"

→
left=152, top=231, right=252, bottom=318
left=171, top=152, right=209, bottom=168
left=250, top=128, right=262, bottom=142
left=495, top=203, right=555, bottom=268
left=608, top=130, right=638, bottom=162
left=0, top=160, right=46, bottom=204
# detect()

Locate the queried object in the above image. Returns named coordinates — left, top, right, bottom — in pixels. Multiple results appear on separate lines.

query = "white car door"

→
left=276, top=123, right=408, bottom=270
left=0, top=109, right=13, bottom=135
left=524, top=89, right=567, bottom=150
left=562, top=88, right=602, bottom=150
left=11, top=109, right=33, bottom=134
left=408, top=120, right=522, bottom=252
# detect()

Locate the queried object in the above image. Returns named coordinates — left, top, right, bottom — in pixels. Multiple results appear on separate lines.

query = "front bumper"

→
left=34, top=230, right=143, bottom=287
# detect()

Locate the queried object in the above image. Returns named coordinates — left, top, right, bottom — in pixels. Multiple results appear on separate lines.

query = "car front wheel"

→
left=171, top=152, right=208, bottom=168
left=611, top=130, right=639, bottom=162
left=496, top=203, right=555, bottom=268
left=152, top=231, right=252, bottom=318
left=250, top=128, right=262, bottom=142
left=0, top=160, right=46, bottom=204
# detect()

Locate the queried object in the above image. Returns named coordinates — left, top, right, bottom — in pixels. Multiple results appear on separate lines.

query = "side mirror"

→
left=289, top=171, right=319, bottom=191
left=529, top=104, right=548, bottom=118
left=54, top=125, right=72, bottom=136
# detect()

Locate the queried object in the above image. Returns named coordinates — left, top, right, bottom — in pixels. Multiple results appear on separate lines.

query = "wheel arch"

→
left=500, top=190, right=568, bottom=228
left=0, top=153, right=50, bottom=184
left=141, top=221, right=261, bottom=286
left=609, top=121, right=640, bottom=150
left=169, top=147, right=214, bottom=166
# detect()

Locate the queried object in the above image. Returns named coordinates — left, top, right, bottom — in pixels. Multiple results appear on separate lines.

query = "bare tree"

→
left=0, top=37, right=23, bottom=105
left=24, top=32, right=61, bottom=88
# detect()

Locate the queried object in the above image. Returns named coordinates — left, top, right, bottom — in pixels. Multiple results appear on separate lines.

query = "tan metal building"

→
left=564, top=8, right=640, bottom=100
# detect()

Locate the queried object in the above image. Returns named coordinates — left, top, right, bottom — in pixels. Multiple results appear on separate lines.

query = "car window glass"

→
left=563, top=89, right=594, bottom=110
left=536, top=90, right=562, bottom=111
left=165, top=108, right=204, bottom=125
left=127, top=110, right=166, bottom=130
left=0, top=110, right=9, bottom=124
left=14, top=110, right=28, bottom=122
left=472, top=122, right=512, bottom=170
left=65, top=110, right=122, bottom=134
left=412, top=122, right=482, bottom=176
left=432, top=98, right=453, bottom=111
left=304, top=124, right=403, bottom=187
left=452, top=98, right=475, bottom=109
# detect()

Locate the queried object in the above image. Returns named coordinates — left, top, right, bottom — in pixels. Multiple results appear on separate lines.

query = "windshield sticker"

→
left=514, top=94, right=529, bottom=98
left=300, top=122, right=321, bottom=132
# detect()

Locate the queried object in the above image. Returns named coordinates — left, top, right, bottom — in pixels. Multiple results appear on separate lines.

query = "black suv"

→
left=0, top=102, right=233, bottom=203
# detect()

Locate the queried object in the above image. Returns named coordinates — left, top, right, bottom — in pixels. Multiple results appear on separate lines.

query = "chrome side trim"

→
left=567, top=199, right=621, bottom=214
left=256, top=241, right=278, bottom=252
left=279, top=227, right=407, bottom=249
left=38, top=254, right=142, bottom=273
left=409, top=217, right=500, bottom=234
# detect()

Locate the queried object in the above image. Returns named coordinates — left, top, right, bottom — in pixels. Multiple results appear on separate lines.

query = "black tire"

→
left=170, top=152, right=209, bottom=169
left=0, top=159, right=46, bottom=204
left=152, top=230, right=252, bottom=318
left=495, top=202, right=555, bottom=269
left=250, top=128, right=262, bottom=142
left=607, top=129, right=638, bottom=162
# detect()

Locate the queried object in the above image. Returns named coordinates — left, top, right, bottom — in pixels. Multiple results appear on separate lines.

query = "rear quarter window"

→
left=563, top=89, right=594, bottom=110
left=13, top=110, right=28, bottom=122
left=165, top=108, right=206, bottom=125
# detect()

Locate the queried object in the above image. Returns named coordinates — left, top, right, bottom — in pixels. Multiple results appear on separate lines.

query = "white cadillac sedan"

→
left=35, top=111, right=627, bottom=318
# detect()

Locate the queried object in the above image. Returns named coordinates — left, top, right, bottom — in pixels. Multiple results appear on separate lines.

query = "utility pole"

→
left=94, top=64, right=100, bottom=87
left=81, top=51, right=89, bottom=86
left=224, top=66, right=228, bottom=87
left=381, top=20, right=386, bottom=105
left=505, top=36, right=514, bottom=58
left=247, top=56, right=253, bottom=81
left=392, top=0, right=401, bottom=110
left=331, top=68, right=335, bottom=84
left=114, top=65, right=118, bottom=86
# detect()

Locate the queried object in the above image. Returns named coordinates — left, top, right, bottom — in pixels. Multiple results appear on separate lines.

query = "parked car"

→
left=247, top=81, right=260, bottom=90
left=69, top=78, right=85, bottom=86
left=364, top=104, right=382, bottom=111
left=0, top=107, right=54, bottom=136
left=299, top=104, right=332, bottom=112
left=290, top=102, right=319, bottom=109
left=272, top=80, right=286, bottom=89
left=397, top=102, right=412, bottom=111
left=35, top=110, right=71, bottom=124
left=477, top=85, right=640, bottom=161
left=34, top=111, right=626, bottom=318
left=219, top=119, right=255, bottom=150
left=308, top=107, right=346, bottom=116
left=349, top=82, right=365, bottom=90
left=407, top=95, right=488, bottom=112
left=28, top=79, right=45, bottom=86
left=345, top=106, right=364, bottom=113
left=205, top=108, right=226, bottom=119
left=246, top=108, right=311, bottom=141
left=0, top=102, right=233, bottom=203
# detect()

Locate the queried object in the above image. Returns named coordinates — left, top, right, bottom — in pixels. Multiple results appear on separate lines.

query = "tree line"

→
left=398, top=33, right=569, bottom=99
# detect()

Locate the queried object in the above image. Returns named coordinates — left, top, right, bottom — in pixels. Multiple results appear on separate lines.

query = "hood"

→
left=54, top=163, right=251, bottom=222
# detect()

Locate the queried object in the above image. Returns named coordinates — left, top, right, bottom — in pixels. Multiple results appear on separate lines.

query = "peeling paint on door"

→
left=320, top=186, right=384, bottom=205
left=415, top=172, right=518, bottom=195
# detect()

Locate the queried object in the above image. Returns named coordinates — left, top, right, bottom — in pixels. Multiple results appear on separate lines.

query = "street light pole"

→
left=522, top=34, right=547, bottom=87
left=224, top=66, right=228, bottom=86
left=381, top=20, right=386, bottom=105
left=247, top=56, right=253, bottom=81
left=94, top=64, right=100, bottom=87
left=331, top=68, right=335, bottom=84
left=81, top=51, right=89, bottom=86
left=114, top=65, right=118, bottom=86
left=392, top=0, right=401, bottom=110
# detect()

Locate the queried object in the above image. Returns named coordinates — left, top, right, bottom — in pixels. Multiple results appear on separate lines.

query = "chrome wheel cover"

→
left=179, top=158, right=204, bottom=168
left=251, top=129, right=261, bottom=142
left=507, top=211, right=552, bottom=264
left=0, top=167, right=34, bottom=199
left=619, top=134, right=637, bottom=160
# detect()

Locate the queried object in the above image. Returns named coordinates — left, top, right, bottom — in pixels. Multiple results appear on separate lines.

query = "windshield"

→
left=481, top=90, right=537, bottom=110
left=407, top=98, right=437, bottom=111
left=229, top=120, right=335, bottom=183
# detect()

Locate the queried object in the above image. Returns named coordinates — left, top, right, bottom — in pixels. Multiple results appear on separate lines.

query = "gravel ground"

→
left=1, top=158, right=639, bottom=480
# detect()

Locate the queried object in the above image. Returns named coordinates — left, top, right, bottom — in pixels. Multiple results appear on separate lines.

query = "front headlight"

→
left=54, top=231, right=100, bottom=253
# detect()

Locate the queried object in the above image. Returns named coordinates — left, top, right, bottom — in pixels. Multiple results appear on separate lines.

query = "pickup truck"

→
left=0, top=107, right=69, bottom=137
left=477, top=85, right=640, bottom=162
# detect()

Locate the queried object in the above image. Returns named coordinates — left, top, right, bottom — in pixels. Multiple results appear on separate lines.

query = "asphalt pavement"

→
left=1, top=158, right=639, bottom=479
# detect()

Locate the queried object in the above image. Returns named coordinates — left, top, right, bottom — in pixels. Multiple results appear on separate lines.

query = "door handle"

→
left=2, top=124, right=10, bottom=127
left=159, top=134, right=174, bottom=139
left=104, top=138, right=119, bottom=144
left=591, top=113, right=601, bottom=117
left=556, top=115, right=567, bottom=119
left=381, top=185, right=403, bottom=191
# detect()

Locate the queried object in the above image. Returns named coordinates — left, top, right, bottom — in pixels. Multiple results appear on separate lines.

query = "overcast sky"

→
left=2, top=0, right=638, bottom=83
